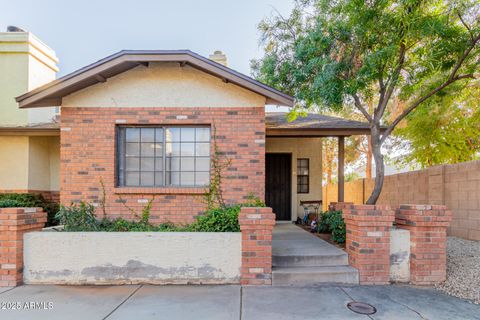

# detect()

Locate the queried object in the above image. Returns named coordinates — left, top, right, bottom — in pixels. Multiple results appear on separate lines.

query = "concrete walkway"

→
left=0, top=284, right=478, bottom=320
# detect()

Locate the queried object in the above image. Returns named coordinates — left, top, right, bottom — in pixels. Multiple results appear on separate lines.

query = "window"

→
left=117, top=126, right=210, bottom=187
left=297, top=158, right=309, bottom=193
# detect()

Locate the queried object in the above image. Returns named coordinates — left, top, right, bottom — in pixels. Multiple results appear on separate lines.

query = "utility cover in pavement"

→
left=347, top=301, right=377, bottom=315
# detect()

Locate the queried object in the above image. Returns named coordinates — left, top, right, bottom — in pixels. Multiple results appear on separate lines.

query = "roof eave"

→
left=16, top=50, right=294, bottom=108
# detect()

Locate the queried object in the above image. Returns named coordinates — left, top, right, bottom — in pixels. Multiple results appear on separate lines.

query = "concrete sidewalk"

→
left=0, top=284, right=479, bottom=320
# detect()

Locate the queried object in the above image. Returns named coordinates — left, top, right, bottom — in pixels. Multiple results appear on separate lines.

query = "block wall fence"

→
left=324, top=160, right=480, bottom=240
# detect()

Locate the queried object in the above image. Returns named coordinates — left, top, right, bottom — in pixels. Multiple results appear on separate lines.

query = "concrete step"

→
left=272, top=266, right=359, bottom=286
left=272, top=252, right=349, bottom=267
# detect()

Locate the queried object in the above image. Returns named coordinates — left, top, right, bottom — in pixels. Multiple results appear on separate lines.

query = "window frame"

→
left=116, top=125, right=211, bottom=188
left=297, top=158, right=309, bottom=194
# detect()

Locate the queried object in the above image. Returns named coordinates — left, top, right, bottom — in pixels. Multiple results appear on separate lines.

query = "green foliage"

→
left=56, top=202, right=99, bottom=231
left=0, top=193, right=59, bottom=226
left=394, top=84, right=480, bottom=168
left=55, top=196, right=265, bottom=232
left=318, top=210, right=346, bottom=244
left=0, top=199, right=22, bottom=207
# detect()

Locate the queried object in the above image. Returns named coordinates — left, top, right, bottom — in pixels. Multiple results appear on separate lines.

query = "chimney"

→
left=209, top=50, right=228, bottom=67
left=0, top=27, right=59, bottom=126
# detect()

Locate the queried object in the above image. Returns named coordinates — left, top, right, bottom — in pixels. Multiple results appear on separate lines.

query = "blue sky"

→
left=1, top=0, right=293, bottom=77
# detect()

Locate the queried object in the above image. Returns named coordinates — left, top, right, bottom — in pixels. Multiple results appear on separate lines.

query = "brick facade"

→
left=336, top=203, right=395, bottom=285
left=60, top=107, right=265, bottom=224
left=0, top=208, right=47, bottom=286
left=239, top=207, right=275, bottom=285
left=395, top=204, right=452, bottom=285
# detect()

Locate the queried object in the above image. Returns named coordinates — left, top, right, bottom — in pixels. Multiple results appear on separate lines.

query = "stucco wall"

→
left=0, top=136, right=60, bottom=192
left=62, top=62, right=266, bottom=108
left=265, top=137, right=322, bottom=221
left=0, top=136, right=29, bottom=189
left=23, top=232, right=241, bottom=285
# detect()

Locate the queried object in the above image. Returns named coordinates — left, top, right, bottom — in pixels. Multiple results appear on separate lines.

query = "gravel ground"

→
left=435, top=236, right=480, bottom=304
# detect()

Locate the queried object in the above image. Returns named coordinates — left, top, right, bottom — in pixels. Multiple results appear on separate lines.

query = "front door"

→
left=265, top=153, right=292, bottom=221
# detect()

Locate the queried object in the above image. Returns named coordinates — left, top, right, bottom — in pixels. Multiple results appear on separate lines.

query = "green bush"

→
left=56, top=196, right=265, bottom=232
left=56, top=202, right=99, bottom=231
left=0, top=199, right=22, bottom=207
left=317, top=210, right=346, bottom=244
left=0, top=193, right=59, bottom=226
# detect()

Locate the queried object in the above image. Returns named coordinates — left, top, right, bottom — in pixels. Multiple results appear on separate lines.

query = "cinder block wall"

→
left=60, top=107, right=265, bottom=224
left=323, top=160, right=480, bottom=240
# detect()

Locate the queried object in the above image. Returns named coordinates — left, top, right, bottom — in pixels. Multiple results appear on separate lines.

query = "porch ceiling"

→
left=266, top=112, right=374, bottom=137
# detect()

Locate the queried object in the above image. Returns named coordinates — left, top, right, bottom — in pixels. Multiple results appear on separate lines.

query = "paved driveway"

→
left=0, top=284, right=479, bottom=320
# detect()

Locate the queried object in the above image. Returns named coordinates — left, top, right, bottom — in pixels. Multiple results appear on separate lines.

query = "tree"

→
left=252, top=0, right=480, bottom=204
left=394, top=82, right=480, bottom=167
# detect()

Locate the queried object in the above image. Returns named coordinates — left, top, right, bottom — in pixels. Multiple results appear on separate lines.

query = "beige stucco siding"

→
left=0, top=136, right=29, bottom=189
left=0, top=136, right=59, bottom=191
left=266, top=138, right=323, bottom=221
left=62, top=62, right=266, bottom=108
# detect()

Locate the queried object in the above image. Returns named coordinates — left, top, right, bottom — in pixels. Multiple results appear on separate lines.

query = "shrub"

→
left=56, top=196, right=265, bottom=232
left=55, top=202, right=99, bottom=231
left=0, top=193, right=59, bottom=226
left=0, top=199, right=22, bottom=207
left=317, top=210, right=346, bottom=244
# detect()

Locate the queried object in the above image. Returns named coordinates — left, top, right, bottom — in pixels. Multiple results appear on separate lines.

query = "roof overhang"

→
left=16, top=50, right=294, bottom=108
left=0, top=126, right=60, bottom=136
left=266, top=128, right=372, bottom=137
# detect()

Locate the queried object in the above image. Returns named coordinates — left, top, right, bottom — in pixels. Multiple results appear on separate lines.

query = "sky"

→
left=0, top=0, right=294, bottom=77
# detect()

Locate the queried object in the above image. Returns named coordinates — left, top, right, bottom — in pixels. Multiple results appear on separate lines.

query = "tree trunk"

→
left=366, top=136, right=372, bottom=179
left=366, top=129, right=385, bottom=204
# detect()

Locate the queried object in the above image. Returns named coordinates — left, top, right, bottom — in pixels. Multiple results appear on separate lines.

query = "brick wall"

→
left=396, top=204, right=452, bottom=285
left=60, top=107, right=265, bottom=224
left=323, top=160, right=480, bottom=240
left=336, top=203, right=394, bottom=285
left=239, top=207, right=275, bottom=285
left=0, top=208, right=47, bottom=286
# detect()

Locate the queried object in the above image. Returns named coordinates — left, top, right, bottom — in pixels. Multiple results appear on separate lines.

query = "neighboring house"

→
left=14, top=49, right=371, bottom=222
left=0, top=28, right=60, bottom=201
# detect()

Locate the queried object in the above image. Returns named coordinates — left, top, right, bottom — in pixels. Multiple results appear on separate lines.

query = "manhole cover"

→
left=347, top=301, right=377, bottom=315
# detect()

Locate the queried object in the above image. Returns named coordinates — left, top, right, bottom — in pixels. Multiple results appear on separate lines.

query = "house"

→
left=12, top=47, right=371, bottom=223
left=0, top=28, right=60, bottom=202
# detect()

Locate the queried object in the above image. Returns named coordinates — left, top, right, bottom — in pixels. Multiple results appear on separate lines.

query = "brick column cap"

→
left=396, top=204, right=452, bottom=226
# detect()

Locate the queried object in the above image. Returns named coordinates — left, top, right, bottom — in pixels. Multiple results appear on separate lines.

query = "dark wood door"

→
left=265, top=153, right=292, bottom=221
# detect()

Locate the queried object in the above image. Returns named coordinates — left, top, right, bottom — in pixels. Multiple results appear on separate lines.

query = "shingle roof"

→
left=16, top=50, right=294, bottom=108
left=265, top=112, right=370, bottom=135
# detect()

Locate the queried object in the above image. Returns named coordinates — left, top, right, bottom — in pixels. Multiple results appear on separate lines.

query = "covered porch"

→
left=265, top=112, right=371, bottom=222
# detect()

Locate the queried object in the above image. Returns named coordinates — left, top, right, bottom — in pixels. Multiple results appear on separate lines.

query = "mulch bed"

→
left=298, top=224, right=346, bottom=251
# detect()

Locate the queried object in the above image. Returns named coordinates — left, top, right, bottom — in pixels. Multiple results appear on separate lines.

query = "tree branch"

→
left=352, top=94, right=373, bottom=123
left=380, top=30, right=480, bottom=144
left=375, top=42, right=406, bottom=121
left=381, top=74, right=474, bottom=143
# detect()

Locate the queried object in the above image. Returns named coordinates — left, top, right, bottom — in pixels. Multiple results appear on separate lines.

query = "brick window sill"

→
left=114, top=187, right=206, bottom=195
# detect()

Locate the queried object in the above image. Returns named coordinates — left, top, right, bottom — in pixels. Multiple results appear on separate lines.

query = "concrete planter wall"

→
left=23, top=232, right=241, bottom=285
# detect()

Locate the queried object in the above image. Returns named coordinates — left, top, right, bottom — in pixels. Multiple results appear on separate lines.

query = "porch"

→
left=265, top=112, right=371, bottom=221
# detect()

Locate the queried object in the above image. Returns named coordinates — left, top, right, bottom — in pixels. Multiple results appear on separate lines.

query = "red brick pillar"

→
left=330, top=202, right=354, bottom=211
left=239, top=207, right=275, bottom=285
left=0, top=208, right=47, bottom=287
left=395, top=204, right=452, bottom=285
left=342, top=204, right=395, bottom=284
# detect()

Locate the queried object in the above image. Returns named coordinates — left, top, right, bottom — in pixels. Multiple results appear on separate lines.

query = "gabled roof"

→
left=266, top=112, right=374, bottom=136
left=16, top=50, right=294, bottom=108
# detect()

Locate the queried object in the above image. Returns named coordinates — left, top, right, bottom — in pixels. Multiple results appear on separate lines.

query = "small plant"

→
left=55, top=202, right=99, bottom=231
left=317, top=210, right=346, bottom=244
